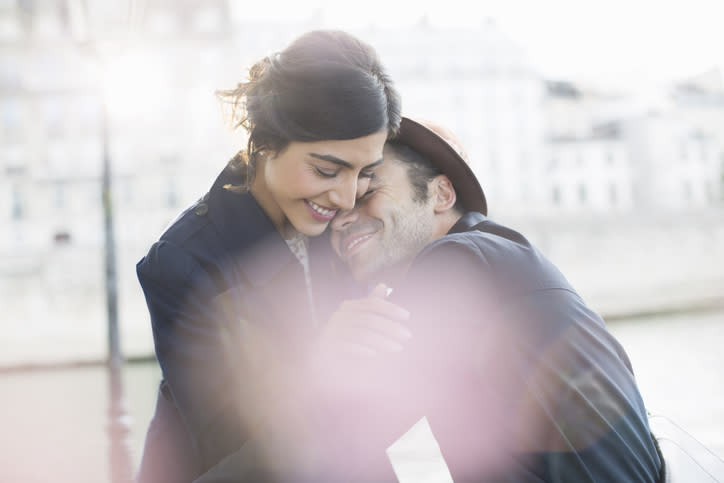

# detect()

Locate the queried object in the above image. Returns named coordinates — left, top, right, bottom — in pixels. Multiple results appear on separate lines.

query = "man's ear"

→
left=431, top=175, right=457, bottom=213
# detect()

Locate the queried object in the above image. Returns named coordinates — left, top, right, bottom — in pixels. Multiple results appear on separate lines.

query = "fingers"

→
left=328, top=315, right=410, bottom=353
left=369, top=283, right=392, bottom=299
left=338, top=336, right=402, bottom=358
left=344, top=312, right=412, bottom=341
left=320, top=290, right=413, bottom=359
left=338, top=296, right=411, bottom=322
left=332, top=296, right=412, bottom=341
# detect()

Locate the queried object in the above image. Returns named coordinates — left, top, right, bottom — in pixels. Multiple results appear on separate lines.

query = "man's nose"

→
left=328, top=176, right=357, bottom=211
left=330, top=207, right=360, bottom=231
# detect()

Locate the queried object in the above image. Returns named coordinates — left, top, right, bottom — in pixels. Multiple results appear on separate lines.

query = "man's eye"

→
left=358, top=189, right=375, bottom=201
left=314, top=167, right=337, bottom=178
left=359, top=170, right=376, bottom=179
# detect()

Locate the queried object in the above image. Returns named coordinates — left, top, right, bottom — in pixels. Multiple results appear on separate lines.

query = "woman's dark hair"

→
left=216, top=29, right=401, bottom=188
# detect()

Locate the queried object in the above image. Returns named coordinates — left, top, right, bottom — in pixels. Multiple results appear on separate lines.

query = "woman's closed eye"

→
left=314, top=166, right=338, bottom=178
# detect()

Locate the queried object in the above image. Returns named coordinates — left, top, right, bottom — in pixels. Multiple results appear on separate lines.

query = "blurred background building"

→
left=1, top=1, right=724, bottom=482
left=1, top=0, right=724, bottom=365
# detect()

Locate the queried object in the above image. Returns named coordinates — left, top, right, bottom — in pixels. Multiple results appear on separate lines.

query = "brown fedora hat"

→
left=395, top=117, right=487, bottom=215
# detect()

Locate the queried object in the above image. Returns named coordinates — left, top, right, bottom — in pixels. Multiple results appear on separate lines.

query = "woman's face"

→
left=254, top=129, right=388, bottom=237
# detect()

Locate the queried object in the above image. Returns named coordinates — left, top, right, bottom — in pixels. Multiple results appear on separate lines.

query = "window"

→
left=552, top=185, right=561, bottom=204
left=578, top=183, right=587, bottom=204
left=488, top=149, right=498, bottom=172
left=1, top=98, right=22, bottom=138
left=5, top=165, right=26, bottom=176
left=147, top=11, right=177, bottom=36
left=33, top=9, right=66, bottom=38
left=609, top=183, right=618, bottom=206
left=17, top=0, right=34, bottom=13
left=121, top=178, right=132, bottom=204
left=54, top=231, right=71, bottom=245
left=699, top=140, right=708, bottom=162
left=76, top=95, right=100, bottom=132
left=193, top=6, right=222, bottom=33
left=680, top=141, right=688, bottom=162
left=54, top=182, right=65, bottom=210
left=683, top=181, right=692, bottom=201
left=166, top=178, right=177, bottom=208
left=519, top=151, right=528, bottom=170
left=43, top=98, right=64, bottom=139
left=88, top=183, right=101, bottom=203
left=0, top=54, right=21, bottom=87
left=706, top=182, right=714, bottom=203
left=11, top=186, right=23, bottom=220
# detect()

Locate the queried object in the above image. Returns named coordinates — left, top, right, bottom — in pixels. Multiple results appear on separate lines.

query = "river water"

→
left=1, top=309, right=722, bottom=482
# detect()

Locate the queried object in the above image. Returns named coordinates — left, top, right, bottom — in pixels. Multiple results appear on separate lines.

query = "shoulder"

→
left=414, top=216, right=573, bottom=296
left=405, top=234, right=494, bottom=298
left=139, top=185, right=271, bottom=272
left=157, top=198, right=213, bottom=251
left=415, top=219, right=532, bottom=270
left=136, top=195, right=218, bottom=283
left=137, top=238, right=200, bottom=284
left=439, top=217, right=535, bottom=255
left=152, top=164, right=274, bottom=258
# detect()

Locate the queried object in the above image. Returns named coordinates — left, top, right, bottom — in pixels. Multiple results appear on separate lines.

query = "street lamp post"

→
left=69, top=3, right=134, bottom=480
left=102, top=97, right=120, bottom=383
left=101, top=93, right=133, bottom=483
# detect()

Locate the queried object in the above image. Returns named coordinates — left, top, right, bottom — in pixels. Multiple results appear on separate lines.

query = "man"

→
left=327, top=117, right=666, bottom=482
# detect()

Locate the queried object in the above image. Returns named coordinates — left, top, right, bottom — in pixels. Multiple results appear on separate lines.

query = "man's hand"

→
left=306, top=283, right=413, bottom=404
left=316, top=283, right=412, bottom=359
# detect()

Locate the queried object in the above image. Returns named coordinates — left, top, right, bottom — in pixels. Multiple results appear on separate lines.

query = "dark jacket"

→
left=371, top=212, right=664, bottom=482
left=200, top=211, right=664, bottom=482
left=135, top=164, right=342, bottom=482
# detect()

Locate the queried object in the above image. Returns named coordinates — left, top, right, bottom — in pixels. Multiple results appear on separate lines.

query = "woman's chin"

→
left=291, top=221, right=329, bottom=238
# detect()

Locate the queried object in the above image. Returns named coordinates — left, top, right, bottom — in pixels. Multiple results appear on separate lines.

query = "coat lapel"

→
left=204, top=167, right=318, bottom=348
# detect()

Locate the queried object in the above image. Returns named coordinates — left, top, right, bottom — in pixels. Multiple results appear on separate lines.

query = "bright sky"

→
left=240, top=0, right=724, bottom=89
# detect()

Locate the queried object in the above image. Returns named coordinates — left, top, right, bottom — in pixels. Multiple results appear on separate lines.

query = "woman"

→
left=135, top=30, right=401, bottom=482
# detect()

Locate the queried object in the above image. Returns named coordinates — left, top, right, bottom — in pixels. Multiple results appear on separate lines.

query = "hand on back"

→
left=317, top=283, right=412, bottom=359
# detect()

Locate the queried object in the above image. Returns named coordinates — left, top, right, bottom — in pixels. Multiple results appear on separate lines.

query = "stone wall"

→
left=510, top=208, right=724, bottom=317
left=2, top=208, right=723, bottom=368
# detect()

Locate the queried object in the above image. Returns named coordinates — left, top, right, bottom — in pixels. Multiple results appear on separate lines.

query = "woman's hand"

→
left=302, top=283, right=415, bottom=412
left=316, top=283, right=412, bottom=359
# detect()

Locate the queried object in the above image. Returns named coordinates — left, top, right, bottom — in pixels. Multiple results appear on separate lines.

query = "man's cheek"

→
left=329, top=236, right=343, bottom=258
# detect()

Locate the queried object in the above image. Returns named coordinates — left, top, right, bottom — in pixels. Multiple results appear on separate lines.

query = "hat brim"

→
left=396, top=117, right=487, bottom=215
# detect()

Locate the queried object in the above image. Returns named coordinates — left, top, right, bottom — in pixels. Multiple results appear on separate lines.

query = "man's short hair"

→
left=394, top=117, right=487, bottom=215
left=386, top=140, right=463, bottom=211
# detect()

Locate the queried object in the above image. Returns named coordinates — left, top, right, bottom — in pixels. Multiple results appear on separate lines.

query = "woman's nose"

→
left=328, top=176, right=358, bottom=211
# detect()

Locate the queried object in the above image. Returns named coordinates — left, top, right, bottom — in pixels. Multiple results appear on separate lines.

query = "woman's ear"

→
left=432, top=175, right=457, bottom=213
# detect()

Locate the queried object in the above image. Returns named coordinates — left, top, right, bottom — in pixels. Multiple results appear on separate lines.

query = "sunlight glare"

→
left=101, top=52, right=167, bottom=117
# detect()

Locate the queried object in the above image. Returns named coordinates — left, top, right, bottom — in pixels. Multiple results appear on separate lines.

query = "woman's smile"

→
left=305, top=200, right=337, bottom=221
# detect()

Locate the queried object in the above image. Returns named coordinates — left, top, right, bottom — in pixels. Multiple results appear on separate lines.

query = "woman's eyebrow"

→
left=308, top=153, right=383, bottom=169
left=365, top=158, right=384, bottom=169
left=308, top=153, right=352, bottom=168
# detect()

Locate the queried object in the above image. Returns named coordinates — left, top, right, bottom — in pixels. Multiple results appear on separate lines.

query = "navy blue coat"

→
left=135, top=164, right=344, bottom=482
left=345, top=212, right=664, bottom=482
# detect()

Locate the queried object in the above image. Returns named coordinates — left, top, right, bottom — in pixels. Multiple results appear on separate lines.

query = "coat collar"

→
left=202, top=165, right=345, bottom=326
left=205, top=165, right=297, bottom=288
left=448, top=211, right=488, bottom=235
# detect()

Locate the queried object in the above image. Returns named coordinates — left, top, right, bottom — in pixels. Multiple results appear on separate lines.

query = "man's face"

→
left=330, top=151, right=436, bottom=283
